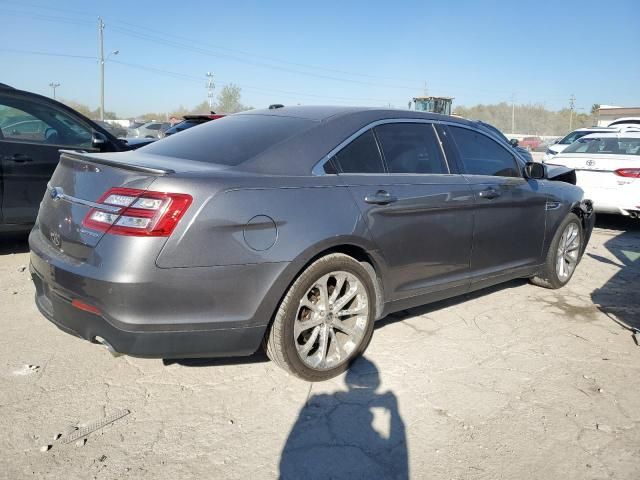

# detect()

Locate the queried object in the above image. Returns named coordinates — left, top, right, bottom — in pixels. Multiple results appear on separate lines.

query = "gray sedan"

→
left=29, top=107, right=594, bottom=381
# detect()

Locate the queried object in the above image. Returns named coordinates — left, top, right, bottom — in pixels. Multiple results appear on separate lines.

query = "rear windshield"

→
left=164, top=120, right=202, bottom=134
left=563, top=137, right=640, bottom=155
left=142, top=114, right=315, bottom=165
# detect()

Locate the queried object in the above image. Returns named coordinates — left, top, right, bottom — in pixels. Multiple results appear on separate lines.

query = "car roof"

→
left=235, top=106, right=494, bottom=175
left=237, top=105, right=461, bottom=123
left=579, top=132, right=640, bottom=139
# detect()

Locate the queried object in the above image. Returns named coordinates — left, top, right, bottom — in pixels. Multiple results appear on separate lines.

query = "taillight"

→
left=82, top=187, right=192, bottom=236
left=615, top=168, right=640, bottom=178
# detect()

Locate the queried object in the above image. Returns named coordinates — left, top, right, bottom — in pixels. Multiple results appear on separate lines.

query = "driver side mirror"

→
left=92, top=131, right=108, bottom=150
left=525, top=161, right=546, bottom=180
left=509, top=138, right=519, bottom=147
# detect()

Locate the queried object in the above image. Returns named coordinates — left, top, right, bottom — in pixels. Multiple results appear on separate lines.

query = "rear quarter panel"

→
left=154, top=175, right=376, bottom=268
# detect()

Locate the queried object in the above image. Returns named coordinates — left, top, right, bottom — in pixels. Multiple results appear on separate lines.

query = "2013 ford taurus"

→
left=29, top=106, right=594, bottom=381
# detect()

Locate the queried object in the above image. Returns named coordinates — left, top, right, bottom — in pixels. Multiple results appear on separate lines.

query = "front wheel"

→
left=264, top=253, right=376, bottom=381
left=531, top=213, right=583, bottom=289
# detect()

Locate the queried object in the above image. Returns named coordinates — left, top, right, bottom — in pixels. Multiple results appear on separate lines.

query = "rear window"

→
left=142, top=114, right=314, bottom=165
left=563, top=137, right=640, bottom=155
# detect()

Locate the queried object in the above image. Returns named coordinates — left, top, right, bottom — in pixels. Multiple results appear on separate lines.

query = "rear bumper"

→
left=31, top=264, right=266, bottom=358
left=577, top=181, right=640, bottom=216
left=29, top=229, right=290, bottom=358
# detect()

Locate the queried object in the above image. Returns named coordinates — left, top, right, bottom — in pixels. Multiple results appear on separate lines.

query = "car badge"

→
left=586, top=160, right=596, bottom=167
left=50, top=230, right=61, bottom=247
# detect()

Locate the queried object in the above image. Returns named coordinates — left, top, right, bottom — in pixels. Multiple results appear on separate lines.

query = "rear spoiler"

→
left=59, top=150, right=174, bottom=175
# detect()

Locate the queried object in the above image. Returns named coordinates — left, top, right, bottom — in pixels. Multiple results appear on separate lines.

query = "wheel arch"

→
left=258, top=237, right=387, bottom=342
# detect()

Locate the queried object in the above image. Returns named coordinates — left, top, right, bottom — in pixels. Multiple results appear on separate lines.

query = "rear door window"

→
left=332, top=129, right=385, bottom=174
left=448, top=126, right=520, bottom=177
left=374, top=123, right=447, bottom=174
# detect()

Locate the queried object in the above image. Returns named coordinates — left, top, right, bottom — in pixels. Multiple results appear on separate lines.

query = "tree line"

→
left=60, top=83, right=251, bottom=122
left=453, top=102, right=596, bottom=136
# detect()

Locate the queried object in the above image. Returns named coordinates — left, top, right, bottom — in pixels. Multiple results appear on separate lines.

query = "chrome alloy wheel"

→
left=294, top=270, right=369, bottom=370
left=556, top=222, right=581, bottom=281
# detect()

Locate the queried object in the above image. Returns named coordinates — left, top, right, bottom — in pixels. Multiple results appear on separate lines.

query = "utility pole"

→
left=49, top=82, right=60, bottom=100
left=569, top=94, right=576, bottom=130
left=511, top=93, right=516, bottom=134
left=206, top=72, right=215, bottom=111
left=423, top=81, right=428, bottom=96
left=98, top=17, right=105, bottom=121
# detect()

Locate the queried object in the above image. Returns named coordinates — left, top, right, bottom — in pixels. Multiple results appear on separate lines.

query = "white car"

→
left=546, top=132, right=640, bottom=217
left=543, top=125, right=640, bottom=162
left=609, top=117, right=640, bottom=128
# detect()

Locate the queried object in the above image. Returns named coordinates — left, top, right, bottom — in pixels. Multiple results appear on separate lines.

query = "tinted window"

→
left=332, top=129, right=384, bottom=173
left=449, top=126, right=520, bottom=177
left=142, top=114, right=314, bottom=165
left=0, top=96, right=91, bottom=147
left=375, top=123, right=447, bottom=174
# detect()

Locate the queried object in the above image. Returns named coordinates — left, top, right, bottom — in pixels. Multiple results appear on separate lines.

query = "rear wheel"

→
left=264, top=253, right=376, bottom=381
left=531, top=213, right=583, bottom=289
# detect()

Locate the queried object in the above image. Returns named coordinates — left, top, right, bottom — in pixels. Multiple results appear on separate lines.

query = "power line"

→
left=0, top=47, right=95, bottom=60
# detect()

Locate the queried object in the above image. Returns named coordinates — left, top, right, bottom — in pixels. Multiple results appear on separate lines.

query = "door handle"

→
left=8, top=154, right=32, bottom=163
left=478, top=187, right=501, bottom=200
left=364, top=190, right=397, bottom=205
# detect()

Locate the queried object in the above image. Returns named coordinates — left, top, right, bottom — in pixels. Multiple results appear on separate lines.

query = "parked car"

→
left=162, top=113, right=226, bottom=137
left=473, top=120, right=534, bottom=162
left=29, top=106, right=594, bottom=381
left=0, top=84, right=152, bottom=232
left=127, top=121, right=170, bottom=139
left=609, top=117, right=640, bottom=127
left=545, top=132, right=640, bottom=217
left=519, top=136, right=542, bottom=151
left=543, top=126, right=640, bottom=162
left=95, top=120, right=127, bottom=138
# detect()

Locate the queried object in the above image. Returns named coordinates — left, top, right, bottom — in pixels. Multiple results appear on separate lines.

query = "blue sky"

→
left=1, top=0, right=638, bottom=117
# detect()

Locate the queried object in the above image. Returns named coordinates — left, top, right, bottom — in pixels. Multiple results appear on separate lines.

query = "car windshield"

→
left=559, top=130, right=595, bottom=145
left=142, top=114, right=315, bottom=165
left=563, top=136, right=640, bottom=155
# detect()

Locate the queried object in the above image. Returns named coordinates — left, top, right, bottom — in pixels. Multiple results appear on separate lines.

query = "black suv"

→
left=0, top=84, right=147, bottom=232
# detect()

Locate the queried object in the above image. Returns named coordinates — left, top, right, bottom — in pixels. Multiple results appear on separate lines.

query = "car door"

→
left=441, top=124, right=547, bottom=285
left=330, top=122, right=475, bottom=303
left=0, top=93, right=97, bottom=225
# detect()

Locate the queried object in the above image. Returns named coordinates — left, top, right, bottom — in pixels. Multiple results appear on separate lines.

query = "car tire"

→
left=263, top=253, right=376, bottom=382
left=530, top=213, right=583, bottom=289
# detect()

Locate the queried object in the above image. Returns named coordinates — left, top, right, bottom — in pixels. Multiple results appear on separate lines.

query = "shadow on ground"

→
left=590, top=215, right=640, bottom=336
left=0, top=232, right=30, bottom=255
left=279, top=357, right=408, bottom=480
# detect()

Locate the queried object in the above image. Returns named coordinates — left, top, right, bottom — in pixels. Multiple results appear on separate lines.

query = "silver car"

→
left=127, top=121, right=170, bottom=139
left=29, top=106, right=594, bottom=381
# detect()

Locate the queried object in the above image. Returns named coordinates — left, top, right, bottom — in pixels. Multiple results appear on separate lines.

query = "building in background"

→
left=596, top=105, right=640, bottom=127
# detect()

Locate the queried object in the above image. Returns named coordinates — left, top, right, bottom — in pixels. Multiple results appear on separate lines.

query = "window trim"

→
left=313, top=119, right=456, bottom=176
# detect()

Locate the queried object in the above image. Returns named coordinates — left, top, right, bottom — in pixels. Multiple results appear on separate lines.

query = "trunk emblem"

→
left=586, top=160, right=595, bottom=167
left=50, top=230, right=61, bottom=247
left=50, top=187, right=64, bottom=201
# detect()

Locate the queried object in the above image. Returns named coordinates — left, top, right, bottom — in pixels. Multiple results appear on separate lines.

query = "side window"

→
left=332, top=129, right=385, bottom=174
left=374, top=123, right=447, bottom=174
left=448, top=126, right=520, bottom=177
left=0, top=104, right=52, bottom=142
left=0, top=96, right=92, bottom=148
left=147, top=123, right=161, bottom=130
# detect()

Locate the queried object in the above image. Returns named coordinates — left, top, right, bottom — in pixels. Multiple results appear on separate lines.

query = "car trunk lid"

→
left=37, top=151, right=170, bottom=261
